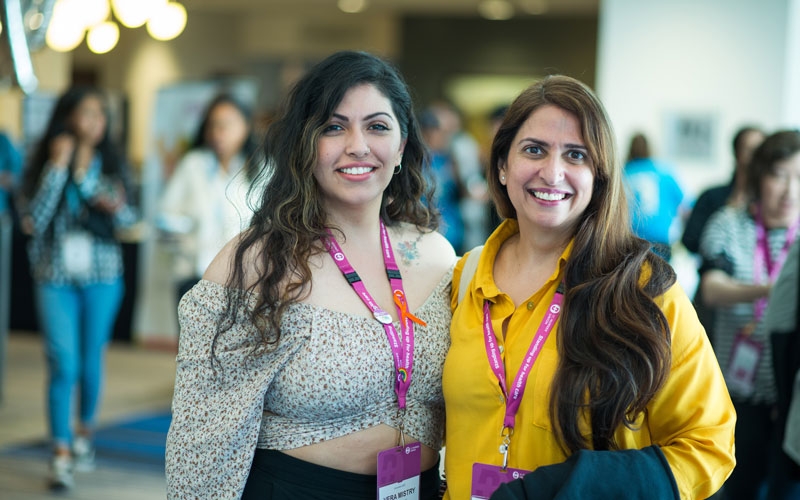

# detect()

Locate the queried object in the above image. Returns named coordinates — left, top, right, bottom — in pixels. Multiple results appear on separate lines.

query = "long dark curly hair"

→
left=216, top=51, right=437, bottom=355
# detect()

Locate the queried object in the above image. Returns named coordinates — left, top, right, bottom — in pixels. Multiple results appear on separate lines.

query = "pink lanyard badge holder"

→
left=324, top=221, right=426, bottom=500
left=727, top=213, right=799, bottom=397
left=471, top=283, right=565, bottom=499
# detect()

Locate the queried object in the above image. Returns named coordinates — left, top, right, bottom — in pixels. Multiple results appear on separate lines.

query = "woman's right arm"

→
left=699, top=208, right=768, bottom=307
left=26, top=135, right=75, bottom=235
left=701, top=269, right=771, bottom=307
left=27, top=164, right=69, bottom=237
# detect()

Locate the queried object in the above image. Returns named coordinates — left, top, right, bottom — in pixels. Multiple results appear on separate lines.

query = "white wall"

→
left=784, top=0, right=800, bottom=126
left=596, top=0, right=794, bottom=200
left=0, top=49, right=72, bottom=141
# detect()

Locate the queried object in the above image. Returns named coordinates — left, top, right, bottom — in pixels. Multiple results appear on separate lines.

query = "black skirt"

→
left=242, top=448, right=441, bottom=499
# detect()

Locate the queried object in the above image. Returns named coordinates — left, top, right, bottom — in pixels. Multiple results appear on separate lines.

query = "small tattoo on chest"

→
left=396, top=237, right=422, bottom=266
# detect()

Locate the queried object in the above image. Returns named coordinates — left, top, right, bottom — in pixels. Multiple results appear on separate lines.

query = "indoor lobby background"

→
left=0, top=0, right=799, bottom=498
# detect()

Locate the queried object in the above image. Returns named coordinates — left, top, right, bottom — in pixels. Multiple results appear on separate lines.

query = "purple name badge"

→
left=470, top=463, right=531, bottom=500
left=377, top=442, right=421, bottom=500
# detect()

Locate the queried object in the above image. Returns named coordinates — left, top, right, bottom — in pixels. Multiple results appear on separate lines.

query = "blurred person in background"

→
left=0, top=131, right=21, bottom=375
left=623, top=132, right=685, bottom=261
left=157, top=93, right=259, bottom=306
left=699, top=129, right=800, bottom=500
left=484, top=104, right=510, bottom=236
left=0, top=131, right=22, bottom=219
left=0, top=131, right=22, bottom=294
left=166, top=51, right=455, bottom=499
left=764, top=237, right=800, bottom=499
left=683, top=126, right=766, bottom=346
left=488, top=104, right=509, bottom=141
left=683, top=126, right=766, bottom=252
left=17, top=85, right=138, bottom=491
left=420, top=107, right=465, bottom=253
left=430, top=100, right=490, bottom=253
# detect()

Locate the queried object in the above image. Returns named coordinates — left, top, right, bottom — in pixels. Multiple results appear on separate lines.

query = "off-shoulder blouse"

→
left=165, top=269, right=452, bottom=499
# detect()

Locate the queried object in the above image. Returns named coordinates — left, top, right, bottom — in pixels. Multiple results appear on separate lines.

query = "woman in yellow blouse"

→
left=442, top=75, right=736, bottom=500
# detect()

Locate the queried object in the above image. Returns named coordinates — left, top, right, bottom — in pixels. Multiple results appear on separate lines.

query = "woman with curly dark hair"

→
left=166, top=51, right=456, bottom=499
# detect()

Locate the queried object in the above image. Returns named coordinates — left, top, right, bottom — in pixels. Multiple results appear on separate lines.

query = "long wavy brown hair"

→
left=488, top=75, right=676, bottom=453
left=214, top=51, right=437, bottom=358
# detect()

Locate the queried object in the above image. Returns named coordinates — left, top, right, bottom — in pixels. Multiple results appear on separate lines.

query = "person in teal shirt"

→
left=0, top=132, right=22, bottom=216
left=623, top=132, right=685, bottom=261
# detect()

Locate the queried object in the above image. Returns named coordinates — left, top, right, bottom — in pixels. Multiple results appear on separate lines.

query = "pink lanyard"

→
left=324, top=221, right=425, bottom=410
left=483, top=283, right=565, bottom=431
left=753, top=210, right=799, bottom=320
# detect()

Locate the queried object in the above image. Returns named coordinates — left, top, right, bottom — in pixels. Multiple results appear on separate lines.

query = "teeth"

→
left=340, top=167, right=373, bottom=175
left=532, top=191, right=566, bottom=201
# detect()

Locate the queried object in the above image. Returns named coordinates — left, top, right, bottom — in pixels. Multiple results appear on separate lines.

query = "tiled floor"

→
left=0, top=332, right=177, bottom=499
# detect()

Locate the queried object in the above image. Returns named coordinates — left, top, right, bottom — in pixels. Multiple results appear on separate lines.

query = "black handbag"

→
left=53, top=178, right=118, bottom=241
left=79, top=203, right=116, bottom=240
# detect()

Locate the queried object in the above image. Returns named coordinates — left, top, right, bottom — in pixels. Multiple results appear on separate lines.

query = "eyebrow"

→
left=331, top=111, right=395, bottom=122
left=520, top=138, right=587, bottom=150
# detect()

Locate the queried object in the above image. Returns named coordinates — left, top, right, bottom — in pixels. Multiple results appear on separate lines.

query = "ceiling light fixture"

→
left=44, top=0, right=186, bottom=53
left=86, top=20, right=119, bottom=54
left=146, top=1, right=186, bottom=41
left=45, top=0, right=85, bottom=52
left=24, top=9, right=45, bottom=31
left=518, top=0, right=548, bottom=15
left=83, top=0, right=111, bottom=29
left=478, top=0, right=514, bottom=21
left=338, top=0, right=368, bottom=14
left=112, top=0, right=166, bottom=28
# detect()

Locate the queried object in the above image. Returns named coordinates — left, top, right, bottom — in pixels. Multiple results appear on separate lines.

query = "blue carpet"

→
left=1, top=410, right=171, bottom=471
left=93, top=411, right=171, bottom=466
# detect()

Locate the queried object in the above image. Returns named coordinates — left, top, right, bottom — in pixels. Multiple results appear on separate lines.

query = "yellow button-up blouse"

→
left=443, top=219, right=736, bottom=499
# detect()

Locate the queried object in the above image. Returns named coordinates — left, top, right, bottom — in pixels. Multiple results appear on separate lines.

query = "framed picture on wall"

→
left=663, top=112, right=717, bottom=162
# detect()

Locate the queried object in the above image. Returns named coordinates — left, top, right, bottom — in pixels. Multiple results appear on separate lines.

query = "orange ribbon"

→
left=393, top=290, right=427, bottom=327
